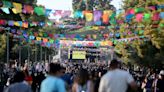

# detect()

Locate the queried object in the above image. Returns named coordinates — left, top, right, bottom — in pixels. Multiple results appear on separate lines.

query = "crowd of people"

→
left=0, top=59, right=164, bottom=92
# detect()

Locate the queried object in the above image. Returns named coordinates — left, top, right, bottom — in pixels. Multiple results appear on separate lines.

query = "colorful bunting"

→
left=23, top=5, right=34, bottom=14
left=160, top=12, right=164, bottom=19
left=34, top=6, right=45, bottom=16
left=93, top=10, right=102, bottom=25
left=144, top=13, right=151, bottom=20
left=45, top=9, right=52, bottom=17
left=1, top=8, right=10, bottom=14
left=136, top=13, right=143, bottom=22
left=152, top=12, right=160, bottom=21
left=12, top=2, right=22, bottom=14
left=2, top=1, right=12, bottom=8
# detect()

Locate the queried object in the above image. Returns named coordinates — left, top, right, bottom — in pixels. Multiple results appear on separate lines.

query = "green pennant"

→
left=160, top=24, right=164, bottom=27
left=47, top=21, right=53, bottom=26
left=2, top=1, right=12, bottom=8
left=34, top=6, right=45, bottom=16
left=114, top=40, right=118, bottom=45
left=135, top=8, right=145, bottom=13
left=49, top=39, right=54, bottom=44
left=43, top=33, right=48, bottom=37
left=139, top=30, right=144, bottom=35
left=144, top=13, right=151, bottom=20
left=29, top=32, right=33, bottom=35
left=30, top=23, right=34, bottom=27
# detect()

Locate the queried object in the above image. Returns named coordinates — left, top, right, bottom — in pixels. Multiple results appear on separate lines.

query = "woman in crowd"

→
left=72, top=68, right=94, bottom=92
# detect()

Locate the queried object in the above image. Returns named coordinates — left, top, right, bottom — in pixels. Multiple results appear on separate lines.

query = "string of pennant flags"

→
left=0, top=1, right=164, bottom=24
left=13, top=33, right=149, bottom=48
left=0, top=19, right=163, bottom=29
left=0, top=19, right=53, bottom=28
left=0, top=26, right=150, bottom=48
left=0, top=1, right=162, bottom=49
left=0, top=26, right=149, bottom=41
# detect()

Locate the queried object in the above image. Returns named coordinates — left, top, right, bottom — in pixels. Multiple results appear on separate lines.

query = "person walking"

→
left=99, top=59, right=137, bottom=92
left=4, top=71, right=32, bottom=92
left=40, top=63, right=66, bottom=92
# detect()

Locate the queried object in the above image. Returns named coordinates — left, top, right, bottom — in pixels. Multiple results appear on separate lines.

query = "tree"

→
left=0, top=0, right=51, bottom=62
left=0, top=34, right=6, bottom=61
left=115, top=0, right=164, bottom=68
left=72, top=0, right=115, bottom=11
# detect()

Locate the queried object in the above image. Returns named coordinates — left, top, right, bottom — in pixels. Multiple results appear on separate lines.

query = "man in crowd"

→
left=99, top=59, right=137, bottom=92
left=4, top=71, right=32, bottom=92
left=157, top=70, right=164, bottom=92
left=40, top=63, right=66, bottom=92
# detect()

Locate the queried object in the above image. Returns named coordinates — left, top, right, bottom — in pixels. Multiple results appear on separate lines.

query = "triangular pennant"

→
left=74, top=10, right=84, bottom=18
left=14, top=21, right=20, bottom=26
left=1, top=8, right=10, bottom=14
left=160, top=12, right=164, bottom=19
left=23, top=5, right=34, bottom=14
left=8, top=21, right=14, bottom=26
left=0, top=20, right=6, bottom=25
left=45, top=9, right=52, bottom=17
left=2, top=1, right=12, bottom=8
left=12, top=2, right=22, bottom=14
left=36, top=37, right=42, bottom=41
left=136, top=13, right=143, bottom=22
left=22, top=22, right=28, bottom=28
left=43, top=38, right=48, bottom=43
left=84, top=11, right=93, bottom=22
left=152, top=12, right=160, bottom=21
left=34, top=6, right=45, bottom=16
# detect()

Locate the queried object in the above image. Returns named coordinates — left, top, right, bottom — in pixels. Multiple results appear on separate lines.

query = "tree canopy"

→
left=114, top=0, right=164, bottom=68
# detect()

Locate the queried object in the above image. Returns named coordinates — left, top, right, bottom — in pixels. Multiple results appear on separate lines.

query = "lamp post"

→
left=40, top=46, right=42, bottom=62
left=44, top=48, right=47, bottom=62
left=6, top=30, right=9, bottom=64
left=35, top=46, right=37, bottom=62
left=27, top=45, right=30, bottom=63
left=19, top=46, right=21, bottom=63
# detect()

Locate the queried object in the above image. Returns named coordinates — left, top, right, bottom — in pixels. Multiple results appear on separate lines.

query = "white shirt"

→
left=99, top=69, right=134, bottom=92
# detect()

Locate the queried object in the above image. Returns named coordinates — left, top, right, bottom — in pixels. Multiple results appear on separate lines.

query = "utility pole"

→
left=45, top=48, right=47, bottom=62
left=40, top=46, right=42, bottom=62
left=27, top=45, right=30, bottom=63
left=6, top=30, right=9, bottom=64
left=19, top=46, right=21, bottom=63
left=35, top=45, right=37, bottom=62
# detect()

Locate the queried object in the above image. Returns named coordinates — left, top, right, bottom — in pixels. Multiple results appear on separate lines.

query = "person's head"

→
left=76, top=68, right=89, bottom=86
left=49, top=63, right=63, bottom=76
left=159, top=70, right=164, bottom=79
left=9, top=60, right=15, bottom=68
left=13, top=71, right=25, bottom=83
left=109, top=59, right=120, bottom=69
left=60, top=66, right=66, bottom=75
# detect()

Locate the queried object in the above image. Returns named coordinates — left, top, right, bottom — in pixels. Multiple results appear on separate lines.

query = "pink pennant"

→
left=61, top=11, right=71, bottom=17
left=54, top=10, right=62, bottom=16
left=117, top=20, right=124, bottom=24
left=136, top=13, right=143, bottom=22
left=129, top=9, right=135, bottom=14
left=148, top=6, right=156, bottom=11
left=0, top=20, right=6, bottom=25
left=152, top=13, right=160, bottom=21
left=23, top=5, right=34, bottom=14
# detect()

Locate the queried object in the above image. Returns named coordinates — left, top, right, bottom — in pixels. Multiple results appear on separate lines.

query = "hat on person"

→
left=159, top=70, right=164, bottom=75
left=25, top=76, right=33, bottom=82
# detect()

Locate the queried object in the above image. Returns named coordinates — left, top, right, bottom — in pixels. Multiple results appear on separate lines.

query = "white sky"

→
left=37, top=0, right=122, bottom=10
left=111, top=0, right=122, bottom=10
left=37, top=0, right=73, bottom=10
left=37, top=0, right=122, bottom=19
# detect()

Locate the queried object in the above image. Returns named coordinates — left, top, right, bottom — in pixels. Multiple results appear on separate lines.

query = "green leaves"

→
left=0, top=34, right=6, bottom=60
